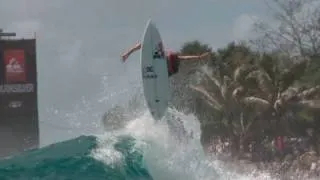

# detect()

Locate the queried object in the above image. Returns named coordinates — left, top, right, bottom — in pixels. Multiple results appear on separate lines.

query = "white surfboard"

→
left=140, top=20, right=170, bottom=120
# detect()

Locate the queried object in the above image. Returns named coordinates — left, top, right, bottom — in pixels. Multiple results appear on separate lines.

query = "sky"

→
left=0, top=0, right=271, bottom=146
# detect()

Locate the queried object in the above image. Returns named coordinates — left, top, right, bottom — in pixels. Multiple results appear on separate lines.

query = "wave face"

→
left=0, top=134, right=153, bottom=180
left=0, top=109, right=273, bottom=180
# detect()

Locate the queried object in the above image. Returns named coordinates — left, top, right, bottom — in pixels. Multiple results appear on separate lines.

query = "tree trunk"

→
left=231, top=134, right=240, bottom=157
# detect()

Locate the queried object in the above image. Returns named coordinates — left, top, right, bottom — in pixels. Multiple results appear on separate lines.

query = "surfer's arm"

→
left=121, top=42, right=141, bottom=62
left=178, top=52, right=211, bottom=61
left=178, top=55, right=202, bottom=60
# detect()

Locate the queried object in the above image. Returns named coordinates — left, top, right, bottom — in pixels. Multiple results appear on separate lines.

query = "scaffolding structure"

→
left=0, top=28, right=39, bottom=158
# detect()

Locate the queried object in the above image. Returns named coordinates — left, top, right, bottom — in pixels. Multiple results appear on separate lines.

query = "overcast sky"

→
left=0, top=0, right=270, bottom=146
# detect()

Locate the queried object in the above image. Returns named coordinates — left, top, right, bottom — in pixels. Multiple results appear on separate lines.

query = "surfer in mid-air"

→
left=121, top=42, right=211, bottom=76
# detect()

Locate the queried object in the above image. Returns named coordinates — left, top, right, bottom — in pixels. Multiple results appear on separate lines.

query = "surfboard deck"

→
left=140, top=20, right=170, bottom=120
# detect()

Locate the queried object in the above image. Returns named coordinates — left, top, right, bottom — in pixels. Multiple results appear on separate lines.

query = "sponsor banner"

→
left=4, top=49, right=27, bottom=83
left=0, top=83, right=34, bottom=93
left=8, top=101, right=23, bottom=108
left=153, top=42, right=165, bottom=59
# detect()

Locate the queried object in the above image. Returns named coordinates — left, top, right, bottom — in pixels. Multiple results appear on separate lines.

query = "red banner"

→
left=4, top=49, right=27, bottom=83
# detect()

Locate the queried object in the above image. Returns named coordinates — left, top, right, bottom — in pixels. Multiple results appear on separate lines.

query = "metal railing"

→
left=0, top=28, right=16, bottom=39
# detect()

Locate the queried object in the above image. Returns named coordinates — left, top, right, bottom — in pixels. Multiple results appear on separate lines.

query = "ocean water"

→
left=0, top=109, right=274, bottom=180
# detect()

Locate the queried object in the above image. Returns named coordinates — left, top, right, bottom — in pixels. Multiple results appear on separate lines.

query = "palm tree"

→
left=189, top=43, right=257, bottom=155
left=190, top=46, right=320, bottom=155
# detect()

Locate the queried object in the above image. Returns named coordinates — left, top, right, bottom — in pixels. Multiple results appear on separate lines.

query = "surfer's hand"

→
left=200, top=52, right=211, bottom=59
left=121, top=54, right=129, bottom=62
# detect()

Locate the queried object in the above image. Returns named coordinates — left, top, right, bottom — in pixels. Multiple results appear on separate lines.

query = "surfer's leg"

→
left=168, top=71, right=177, bottom=77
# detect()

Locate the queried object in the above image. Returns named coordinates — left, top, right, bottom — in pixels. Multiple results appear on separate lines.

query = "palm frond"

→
left=294, top=100, right=320, bottom=110
left=280, top=87, right=300, bottom=101
left=200, top=72, right=226, bottom=104
left=297, top=85, right=320, bottom=99
left=202, top=69, right=222, bottom=88
left=246, top=70, right=274, bottom=95
left=232, top=86, right=246, bottom=99
left=279, top=60, right=308, bottom=92
left=221, top=76, right=233, bottom=101
left=203, top=98, right=224, bottom=111
left=189, top=85, right=224, bottom=111
left=233, top=64, right=256, bottom=83
left=241, top=96, right=271, bottom=111
left=258, top=53, right=277, bottom=81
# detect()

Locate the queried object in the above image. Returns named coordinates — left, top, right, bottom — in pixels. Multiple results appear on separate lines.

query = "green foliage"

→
left=174, top=39, right=320, bottom=155
left=180, top=40, right=212, bottom=55
left=258, top=53, right=278, bottom=83
left=301, top=56, right=320, bottom=86
left=279, top=60, right=308, bottom=92
left=171, top=0, right=320, bottom=156
left=214, top=42, right=255, bottom=78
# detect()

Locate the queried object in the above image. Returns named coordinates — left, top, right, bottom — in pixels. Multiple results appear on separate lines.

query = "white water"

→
left=39, top=55, right=275, bottom=179
left=92, top=107, right=274, bottom=180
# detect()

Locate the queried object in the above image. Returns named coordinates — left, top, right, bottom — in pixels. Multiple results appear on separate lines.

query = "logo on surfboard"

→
left=144, top=66, right=154, bottom=73
left=153, top=42, right=165, bottom=59
left=143, top=65, right=157, bottom=79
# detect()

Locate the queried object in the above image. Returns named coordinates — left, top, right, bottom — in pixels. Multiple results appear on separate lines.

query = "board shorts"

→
left=166, top=52, right=180, bottom=77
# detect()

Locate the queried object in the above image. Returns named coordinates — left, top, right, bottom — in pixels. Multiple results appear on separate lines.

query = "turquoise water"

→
left=0, top=135, right=152, bottom=180
left=0, top=111, right=272, bottom=180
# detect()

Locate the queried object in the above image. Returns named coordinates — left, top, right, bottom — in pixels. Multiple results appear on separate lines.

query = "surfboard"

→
left=140, top=20, right=170, bottom=120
